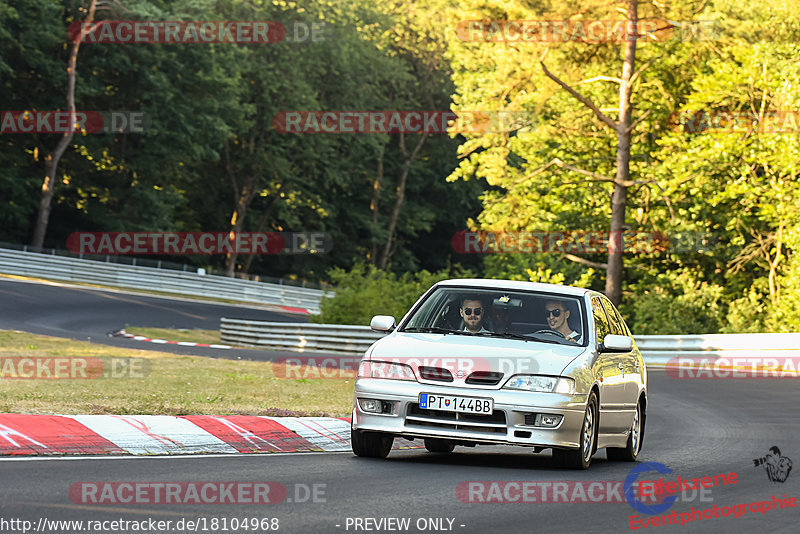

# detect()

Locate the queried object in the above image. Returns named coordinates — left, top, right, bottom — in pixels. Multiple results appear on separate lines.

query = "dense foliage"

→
left=312, top=263, right=473, bottom=325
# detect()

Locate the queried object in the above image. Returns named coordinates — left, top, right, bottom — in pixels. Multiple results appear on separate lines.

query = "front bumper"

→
left=352, top=378, right=588, bottom=449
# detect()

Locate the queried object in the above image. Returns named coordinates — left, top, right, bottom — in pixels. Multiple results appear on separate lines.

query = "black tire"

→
left=424, top=438, right=455, bottom=453
left=607, top=399, right=644, bottom=462
left=553, top=391, right=598, bottom=470
left=351, top=428, right=393, bottom=458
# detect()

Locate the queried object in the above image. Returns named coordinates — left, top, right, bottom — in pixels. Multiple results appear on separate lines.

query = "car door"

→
left=591, top=297, right=628, bottom=434
left=600, top=298, right=638, bottom=427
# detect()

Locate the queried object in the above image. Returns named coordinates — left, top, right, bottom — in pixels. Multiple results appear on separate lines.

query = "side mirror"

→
left=370, top=315, right=396, bottom=333
left=601, top=334, right=633, bottom=352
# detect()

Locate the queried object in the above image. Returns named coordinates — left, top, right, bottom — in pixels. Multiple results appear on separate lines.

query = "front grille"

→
left=405, top=403, right=506, bottom=434
left=419, top=366, right=453, bottom=382
left=465, top=371, right=504, bottom=385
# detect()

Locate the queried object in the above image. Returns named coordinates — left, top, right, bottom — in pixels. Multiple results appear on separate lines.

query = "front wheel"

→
left=351, top=428, right=393, bottom=458
left=607, top=400, right=644, bottom=462
left=553, top=391, right=598, bottom=470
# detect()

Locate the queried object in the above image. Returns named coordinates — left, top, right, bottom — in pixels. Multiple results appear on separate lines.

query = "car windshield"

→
left=400, top=286, right=588, bottom=346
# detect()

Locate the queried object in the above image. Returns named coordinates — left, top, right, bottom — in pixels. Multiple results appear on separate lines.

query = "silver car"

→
left=351, top=279, right=646, bottom=469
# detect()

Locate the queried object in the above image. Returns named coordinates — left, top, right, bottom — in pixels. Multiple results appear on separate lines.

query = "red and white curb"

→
left=110, top=329, right=233, bottom=349
left=0, top=414, right=419, bottom=456
left=280, top=306, right=312, bottom=315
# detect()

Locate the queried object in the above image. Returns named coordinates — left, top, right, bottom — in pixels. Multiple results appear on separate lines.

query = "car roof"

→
left=435, top=278, right=592, bottom=298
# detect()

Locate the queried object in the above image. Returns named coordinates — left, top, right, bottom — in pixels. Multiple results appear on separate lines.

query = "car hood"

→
left=368, top=332, right=586, bottom=382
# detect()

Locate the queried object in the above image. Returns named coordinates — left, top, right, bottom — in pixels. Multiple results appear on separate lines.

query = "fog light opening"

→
left=534, top=413, right=563, bottom=428
left=358, top=398, right=382, bottom=413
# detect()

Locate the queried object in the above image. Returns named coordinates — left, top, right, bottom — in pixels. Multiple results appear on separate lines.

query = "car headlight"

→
left=503, top=375, right=575, bottom=394
left=357, top=360, right=417, bottom=381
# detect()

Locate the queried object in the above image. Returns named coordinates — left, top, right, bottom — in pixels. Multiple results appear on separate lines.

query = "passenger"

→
left=544, top=300, right=581, bottom=343
left=492, top=304, right=510, bottom=333
left=460, top=298, right=488, bottom=333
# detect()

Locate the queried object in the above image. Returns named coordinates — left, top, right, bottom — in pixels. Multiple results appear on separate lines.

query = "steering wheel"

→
left=533, top=329, right=566, bottom=338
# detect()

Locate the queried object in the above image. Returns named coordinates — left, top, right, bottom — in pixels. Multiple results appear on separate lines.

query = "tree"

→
left=445, top=0, right=714, bottom=305
left=30, top=0, right=97, bottom=248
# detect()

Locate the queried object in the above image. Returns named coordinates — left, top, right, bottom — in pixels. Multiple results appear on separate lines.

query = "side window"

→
left=612, top=306, right=632, bottom=336
left=601, top=298, right=624, bottom=336
left=591, top=297, right=611, bottom=346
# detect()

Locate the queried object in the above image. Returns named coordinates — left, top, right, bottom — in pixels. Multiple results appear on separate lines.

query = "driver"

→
left=460, top=298, right=488, bottom=333
left=544, top=300, right=581, bottom=343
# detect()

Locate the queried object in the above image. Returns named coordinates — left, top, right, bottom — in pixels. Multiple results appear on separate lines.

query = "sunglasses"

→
left=544, top=309, right=563, bottom=318
left=462, top=307, right=482, bottom=316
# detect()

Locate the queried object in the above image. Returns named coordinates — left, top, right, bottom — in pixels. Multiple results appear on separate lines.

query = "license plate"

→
left=419, top=393, right=493, bottom=414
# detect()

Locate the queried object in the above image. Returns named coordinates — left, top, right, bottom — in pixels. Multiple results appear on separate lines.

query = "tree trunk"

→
left=605, top=0, right=638, bottom=306
left=224, top=181, right=257, bottom=277
left=31, top=0, right=97, bottom=248
left=378, top=132, right=427, bottom=269
left=223, top=140, right=259, bottom=277
left=240, top=195, right=280, bottom=274
left=369, top=143, right=385, bottom=265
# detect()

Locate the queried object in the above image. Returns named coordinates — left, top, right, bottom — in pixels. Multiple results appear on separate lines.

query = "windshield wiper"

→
left=473, top=331, right=533, bottom=342
left=523, top=333, right=570, bottom=345
left=402, top=326, right=458, bottom=335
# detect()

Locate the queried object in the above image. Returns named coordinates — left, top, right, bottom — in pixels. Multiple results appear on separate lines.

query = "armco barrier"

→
left=220, top=319, right=383, bottom=353
left=0, top=248, right=328, bottom=312
left=219, top=320, right=800, bottom=363
left=635, top=333, right=800, bottom=365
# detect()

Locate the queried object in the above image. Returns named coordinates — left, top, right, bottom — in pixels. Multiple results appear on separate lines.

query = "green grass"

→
left=0, top=330, right=353, bottom=416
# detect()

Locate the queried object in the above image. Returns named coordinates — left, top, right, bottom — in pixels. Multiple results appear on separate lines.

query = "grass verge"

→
left=0, top=330, right=352, bottom=416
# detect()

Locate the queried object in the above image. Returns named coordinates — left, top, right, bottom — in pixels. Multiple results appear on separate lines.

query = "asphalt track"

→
left=0, top=277, right=320, bottom=361
left=1, top=370, right=798, bottom=533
